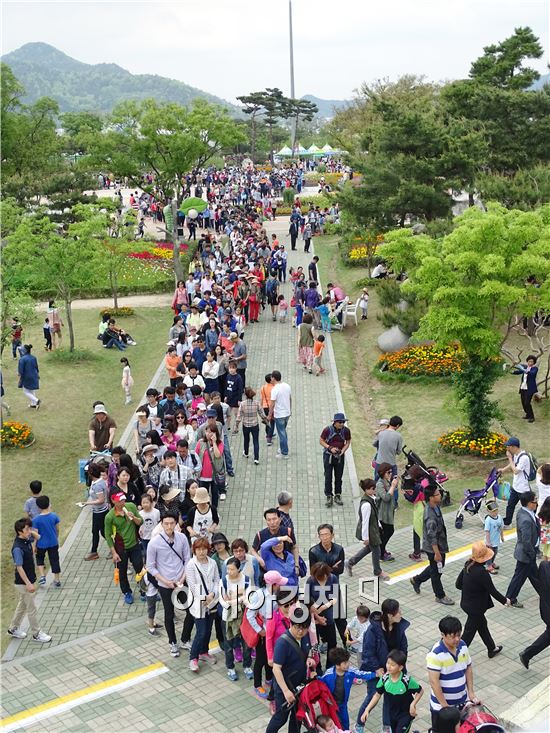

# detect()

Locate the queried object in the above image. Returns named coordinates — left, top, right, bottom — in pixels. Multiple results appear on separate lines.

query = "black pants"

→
left=316, top=622, right=337, bottom=671
left=520, top=390, right=535, bottom=420
left=380, top=522, right=395, bottom=556
left=413, top=552, right=445, bottom=599
left=243, top=424, right=260, bottom=460
left=462, top=613, right=495, bottom=652
left=335, top=616, right=348, bottom=644
left=387, top=712, right=414, bottom=733
left=290, top=236, right=297, bottom=251
left=523, top=625, right=550, bottom=661
left=506, top=559, right=540, bottom=603
left=253, top=635, right=273, bottom=688
left=323, top=454, right=345, bottom=497
left=265, top=692, right=299, bottom=733
left=413, top=528, right=421, bottom=554
left=91, top=510, right=108, bottom=553
left=238, top=368, right=246, bottom=389
left=504, top=488, right=522, bottom=526
left=118, top=544, right=143, bottom=595
left=157, top=585, right=177, bottom=644
left=35, top=545, right=61, bottom=574
left=181, top=609, right=195, bottom=643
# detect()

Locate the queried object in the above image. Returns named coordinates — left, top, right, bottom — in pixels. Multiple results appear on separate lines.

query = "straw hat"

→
left=193, top=487, right=211, bottom=504
left=471, top=540, right=494, bottom=564
left=162, top=487, right=181, bottom=502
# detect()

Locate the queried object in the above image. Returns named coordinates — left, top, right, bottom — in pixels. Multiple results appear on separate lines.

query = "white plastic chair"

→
left=343, top=297, right=360, bottom=327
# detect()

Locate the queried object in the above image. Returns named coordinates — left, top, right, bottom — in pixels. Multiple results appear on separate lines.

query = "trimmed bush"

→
left=438, top=429, right=507, bottom=458
left=99, top=307, right=135, bottom=317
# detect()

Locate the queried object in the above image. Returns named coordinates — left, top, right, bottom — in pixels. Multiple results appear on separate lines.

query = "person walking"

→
left=82, top=463, right=110, bottom=561
left=236, top=387, right=268, bottom=465
left=120, top=357, right=134, bottom=405
left=146, top=512, right=190, bottom=658
left=17, top=345, right=40, bottom=409
left=410, top=485, right=455, bottom=605
left=375, top=463, right=398, bottom=561
left=288, top=220, right=299, bottom=251
left=519, top=557, right=550, bottom=669
left=7, top=518, right=52, bottom=643
left=47, top=300, right=64, bottom=348
left=503, top=437, right=533, bottom=526
left=505, top=491, right=540, bottom=608
left=373, top=416, right=403, bottom=506
left=345, top=479, right=389, bottom=581
left=185, top=537, right=220, bottom=673
left=512, top=355, right=538, bottom=422
left=455, top=541, right=510, bottom=657
left=268, top=371, right=291, bottom=459
left=319, top=413, right=352, bottom=508
left=104, top=492, right=144, bottom=605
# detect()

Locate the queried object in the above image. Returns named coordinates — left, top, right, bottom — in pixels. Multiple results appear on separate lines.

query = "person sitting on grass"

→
left=319, top=647, right=377, bottom=730
left=360, top=650, right=423, bottom=733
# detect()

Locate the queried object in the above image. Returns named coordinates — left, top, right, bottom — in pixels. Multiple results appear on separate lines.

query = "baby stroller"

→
left=80, top=449, right=112, bottom=487
left=402, top=445, right=451, bottom=506
left=459, top=703, right=506, bottom=733
left=294, top=679, right=341, bottom=732
left=454, top=468, right=501, bottom=529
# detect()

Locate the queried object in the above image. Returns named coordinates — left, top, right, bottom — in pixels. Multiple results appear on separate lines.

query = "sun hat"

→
left=94, top=404, right=107, bottom=414
left=193, top=487, right=211, bottom=504
left=504, top=436, right=520, bottom=447
left=333, top=412, right=347, bottom=422
left=211, top=532, right=229, bottom=548
left=379, top=418, right=390, bottom=426
left=485, top=499, right=499, bottom=513
left=141, top=444, right=157, bottom=454
left=111, top=492, right=126, bottom=503
left=162, top=487, right=181, bottom=502
left=230, top=332, right=239, bottom=340
left=264, top=570, right=289, bottom=586
left=471, top=540, right=494, bottom=564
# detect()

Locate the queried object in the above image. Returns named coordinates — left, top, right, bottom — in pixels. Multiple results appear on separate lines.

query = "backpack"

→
left=518, top=451, right=538, bottom=482
left=266, top=279, right=278, bottom=295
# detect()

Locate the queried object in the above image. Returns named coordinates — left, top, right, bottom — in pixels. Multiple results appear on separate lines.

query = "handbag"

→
left=240, top=609, right=264, bottom=648
left=298, top=556, right=308, bottom=578
left=208, top=444, right=226, bottom=485
left=195, top=561, right=218, bottom=615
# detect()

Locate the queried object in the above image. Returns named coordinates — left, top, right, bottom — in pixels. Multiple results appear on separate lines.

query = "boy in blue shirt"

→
left=484, top=500, right=504, bottom=574
left=32, top=496, right=61, bottom=588
left=320, top=646, right=377, bottom=730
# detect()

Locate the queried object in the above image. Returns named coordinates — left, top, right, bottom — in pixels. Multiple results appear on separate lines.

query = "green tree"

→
left=382, top=203, right=550, bottom=436
left=286, top=97, right=318, bottom=152
left=469, top=27, right=543, bottom=90
left=60, top=111, right=103, bottom=156
left=236, top=92, right=267, bottom=161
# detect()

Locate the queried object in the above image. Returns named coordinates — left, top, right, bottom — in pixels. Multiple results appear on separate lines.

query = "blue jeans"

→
left=274, top=416, right=289, bottom=456
left=356, top=677, right=378, bottom=726
left=105, top=337, right=126, bottom=351
left=243, top=425, right=260, bottom=460
left=223, top=430, right=234, bottom=473
left=190, top=612, right=215, bottom=661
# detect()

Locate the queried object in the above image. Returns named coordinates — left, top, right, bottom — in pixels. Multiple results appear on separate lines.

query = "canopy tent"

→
left=321, top=144, right=334, bottom=152
left=276, top=146, right=293, bottom=157
left=307, top=145, right=321, bottom=153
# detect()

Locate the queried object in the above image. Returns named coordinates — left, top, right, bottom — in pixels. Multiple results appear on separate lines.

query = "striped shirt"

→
left=426, top=639, right=471, bottom=711
left=236, top=398, right=264, bottom=428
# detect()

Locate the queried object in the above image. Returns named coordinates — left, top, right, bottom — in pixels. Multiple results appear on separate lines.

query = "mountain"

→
left=301, top=94, right=349, bottom=119
left=1, top=42, right=239, bottom=114
left=529, top=73, right=550, bottom=91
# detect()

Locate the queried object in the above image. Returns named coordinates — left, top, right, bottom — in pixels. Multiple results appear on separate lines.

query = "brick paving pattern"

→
left=1, top=219, right=546, bottom=732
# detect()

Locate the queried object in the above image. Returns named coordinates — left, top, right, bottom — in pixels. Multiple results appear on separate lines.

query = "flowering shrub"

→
left=379, top=345, right=463, bottom=376
left=438, top=429, right=507, bottom=458
left=151, top=248, right=174, bottom=260
left=0, top=421, right=34, bottom=449
left=99, top=307, right=135, bottom=317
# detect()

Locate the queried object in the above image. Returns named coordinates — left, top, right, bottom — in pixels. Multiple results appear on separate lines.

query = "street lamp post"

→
left=289, top=0, right=297, bottom=154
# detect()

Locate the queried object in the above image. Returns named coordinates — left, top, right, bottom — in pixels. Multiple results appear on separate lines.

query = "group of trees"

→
left=237, top=88, right=318, bottom=161
left=333, top=28, right=550, bottom=231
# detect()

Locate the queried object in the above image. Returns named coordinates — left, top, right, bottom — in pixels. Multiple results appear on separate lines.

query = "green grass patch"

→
left=1, top=306, right=171, bottom=648
left=314, top=234, right=550, bottom=528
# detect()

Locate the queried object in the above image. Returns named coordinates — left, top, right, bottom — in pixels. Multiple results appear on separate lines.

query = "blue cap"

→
left=504, top=436, right=520, bottom=447
left=333, top=413, right=347, bottom=422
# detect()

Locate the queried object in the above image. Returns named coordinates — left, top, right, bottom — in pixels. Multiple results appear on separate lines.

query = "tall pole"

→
left=289, top=0, right=297, bottom=155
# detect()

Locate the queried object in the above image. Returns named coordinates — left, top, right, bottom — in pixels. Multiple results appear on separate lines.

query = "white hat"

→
left=94, top=404, right=107, bottom=414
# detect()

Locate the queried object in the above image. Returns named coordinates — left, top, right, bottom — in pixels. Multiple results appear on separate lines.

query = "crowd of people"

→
left=7, top=163, right=550, bottom=733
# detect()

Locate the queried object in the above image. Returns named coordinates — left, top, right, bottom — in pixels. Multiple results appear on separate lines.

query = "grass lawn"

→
left=0, top=306, right=170, bottom=646
left=315, top=234, right=550, bottom=529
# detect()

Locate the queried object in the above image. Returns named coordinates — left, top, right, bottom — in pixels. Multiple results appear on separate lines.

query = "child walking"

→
left=319, top=647, right=377, bottom=730
left=43, top=318, right=52, bottom=351
left=345, top=604, right=371, bottom=667
left=120, top=357, right=134, bottom=405
left=312, top=334, right=326, bottom=376
left=31, top=496, right=61, bottom=588
left=484, top=499, right=504, bottom=574
left=359, top=289, right=369, bottom=320
left=277, top=294, right=288, bottom=323
left=316, top=297, right=332, bottom=332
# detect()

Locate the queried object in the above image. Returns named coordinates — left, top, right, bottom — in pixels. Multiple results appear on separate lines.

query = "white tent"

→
left=321, top=144, right=334, bottom=152
left=276, top=146, right=293, bottom=157
left=307, top=144, right=321, bottom=153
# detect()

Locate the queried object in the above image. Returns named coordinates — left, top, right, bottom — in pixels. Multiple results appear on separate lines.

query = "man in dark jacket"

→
left=288, top=220, right=299, bottom=251
left=410, top=485, right=454, bottom=605
left=506, top=491, right=541, bottom=608
left=309, top=523, right=347, bottom=641
left=519, top=560, right=550, bottom=668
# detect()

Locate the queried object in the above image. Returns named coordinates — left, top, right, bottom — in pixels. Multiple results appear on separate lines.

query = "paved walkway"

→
left=1, top=219, right=546, bottom=732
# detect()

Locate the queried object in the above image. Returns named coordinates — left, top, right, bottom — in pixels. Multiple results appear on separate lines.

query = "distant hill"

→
left=1, top=42, right=239, bottom=114
left=530, top=73, right=550, bottom=91
left=301, top=94, right=349, bottom=119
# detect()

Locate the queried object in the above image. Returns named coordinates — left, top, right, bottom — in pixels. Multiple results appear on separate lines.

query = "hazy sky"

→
left=2, top=0, right=549, bottom=102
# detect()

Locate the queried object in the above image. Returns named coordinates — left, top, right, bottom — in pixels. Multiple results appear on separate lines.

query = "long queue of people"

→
left=8, top=165, right=550, bottom=733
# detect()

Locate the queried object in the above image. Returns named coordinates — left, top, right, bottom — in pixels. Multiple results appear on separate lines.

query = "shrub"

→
left=438, top=429, right=507, bottom=458
left=99, top=307, right=135, bottom=317
left=49, top=348, right=99, bottom=364
left=0, top=421, right=34, bottom=449
left=282, top=188, right=296, bottom=205
left=378, top=345, right=464, bottom=377
left=323, top=221, right=342, bottom=236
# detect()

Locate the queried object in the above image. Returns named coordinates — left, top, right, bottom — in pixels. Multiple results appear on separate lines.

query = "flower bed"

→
left=128, top=242, right=188, bottom=261
left=438, top=429, right=508, bottom=458
left=0, top=421, right=35, bottom=449
left=99, top=307, right=135, bottom=317
left=341, top=234, right=384, bottom=267
left=379, top=345, right=463, bottom=377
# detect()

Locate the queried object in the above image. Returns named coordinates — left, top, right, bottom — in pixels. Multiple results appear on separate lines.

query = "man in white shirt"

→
left=268, top=370, right=291, bottom=459
left=503, top=437, right=532, bottom=526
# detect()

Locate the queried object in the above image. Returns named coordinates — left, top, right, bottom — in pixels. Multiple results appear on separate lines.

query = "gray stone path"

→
left=1, top=219, right=547, bottom=732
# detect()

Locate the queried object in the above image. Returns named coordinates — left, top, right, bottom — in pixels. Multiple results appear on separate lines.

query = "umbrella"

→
left=179, top=197, right=207, bottom=215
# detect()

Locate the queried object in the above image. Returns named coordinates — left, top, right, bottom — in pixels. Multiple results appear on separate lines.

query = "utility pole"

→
left=289, top=0, right=297, bottom=155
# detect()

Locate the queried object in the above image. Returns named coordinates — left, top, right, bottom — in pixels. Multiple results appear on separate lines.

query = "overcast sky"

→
left=2, top=0, right=548, bottom=102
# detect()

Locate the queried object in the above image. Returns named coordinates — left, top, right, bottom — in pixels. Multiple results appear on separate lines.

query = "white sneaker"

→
left=219, top=493, right=226, bottom=501
left=7, top=628, right=27, bottom=639
left=170, top=642, right=180, bottom=657
left=32, top=631, right=52, bottom=643
left=179, top=640, right=192, bottom=651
